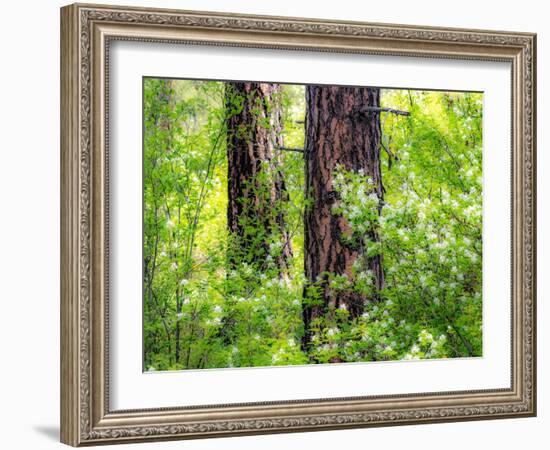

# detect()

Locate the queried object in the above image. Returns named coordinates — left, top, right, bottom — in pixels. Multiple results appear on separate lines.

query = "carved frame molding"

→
left=61, top=3, right=536, bottom=446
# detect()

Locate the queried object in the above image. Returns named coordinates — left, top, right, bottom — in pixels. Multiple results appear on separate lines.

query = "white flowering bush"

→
left=307, top=90, right=483, bottom=362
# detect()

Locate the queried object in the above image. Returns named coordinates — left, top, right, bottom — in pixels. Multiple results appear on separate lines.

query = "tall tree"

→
left=225, top=82, right=292, bottom=274
left=302, top=85, right=384, bottom=348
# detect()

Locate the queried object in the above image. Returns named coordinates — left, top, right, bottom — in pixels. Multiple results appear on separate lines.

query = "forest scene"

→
left=143, top=78, right=483, bottom=371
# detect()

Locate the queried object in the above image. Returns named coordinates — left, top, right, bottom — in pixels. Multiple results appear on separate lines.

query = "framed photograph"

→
left=60, top=3, right=536, bottom=446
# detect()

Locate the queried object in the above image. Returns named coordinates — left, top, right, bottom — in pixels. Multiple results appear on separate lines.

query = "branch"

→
left=275, top=146, right=304, bottom=153
left=360, top=106, right=411, bottom=116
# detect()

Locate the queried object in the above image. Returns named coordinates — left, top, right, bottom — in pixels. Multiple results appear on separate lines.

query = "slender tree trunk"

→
left=302, top=85, right=384, bottom=348
left=175, top=287, right=181, bottom=364
left=144, top=79, right=175, bottom=365
left=225, top=82, right=292, bottom=274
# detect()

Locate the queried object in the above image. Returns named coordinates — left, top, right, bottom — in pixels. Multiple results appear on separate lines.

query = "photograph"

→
left=143, top=78, right=483, bottom=371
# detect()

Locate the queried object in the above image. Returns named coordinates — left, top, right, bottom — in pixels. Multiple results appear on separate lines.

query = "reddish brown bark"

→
left=225, top=82, right=292, bottom=274
left=302, top=85, right=384, bottom=347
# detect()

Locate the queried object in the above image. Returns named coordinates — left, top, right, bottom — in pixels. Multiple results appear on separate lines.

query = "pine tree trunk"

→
left=225, top=82, right=292, bottom=274
left=302, top=85, right=384, bottom=348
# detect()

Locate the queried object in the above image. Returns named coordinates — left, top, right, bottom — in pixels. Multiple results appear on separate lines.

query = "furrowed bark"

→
left=302, top=85, right=384, bottom=349
left=225, top=82, right=292, bottom=274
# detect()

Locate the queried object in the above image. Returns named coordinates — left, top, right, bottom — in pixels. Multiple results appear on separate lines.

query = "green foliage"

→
left=143, top=80, right=483, bottom=370
left=379, top=90, right=483, bottom=358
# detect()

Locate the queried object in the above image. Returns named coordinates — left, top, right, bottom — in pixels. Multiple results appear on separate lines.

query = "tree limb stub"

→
left=275, top=146, right=305, bottom=153
left=360, top=106, right=411, bottom=116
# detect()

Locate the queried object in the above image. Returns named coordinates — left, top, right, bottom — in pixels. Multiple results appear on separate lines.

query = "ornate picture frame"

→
left=60, top=3, right=536, bottom=446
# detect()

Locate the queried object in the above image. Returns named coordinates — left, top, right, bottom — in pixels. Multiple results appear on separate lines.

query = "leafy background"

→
left=143, top=79, right=483, bottom=371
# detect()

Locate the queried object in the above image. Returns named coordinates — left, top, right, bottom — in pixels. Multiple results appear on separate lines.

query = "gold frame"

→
left=60, top=2, right=537, bottom=446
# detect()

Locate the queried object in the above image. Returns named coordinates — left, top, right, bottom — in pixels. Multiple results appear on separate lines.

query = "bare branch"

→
left=360, top=106, right=411, bottom=116
left=275, top=146, right=304, bottom=153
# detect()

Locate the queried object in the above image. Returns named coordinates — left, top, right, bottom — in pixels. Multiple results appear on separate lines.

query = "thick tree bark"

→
left=225, top=82, right=292, bottom=274
left=302, top=85, right=384, bottom=348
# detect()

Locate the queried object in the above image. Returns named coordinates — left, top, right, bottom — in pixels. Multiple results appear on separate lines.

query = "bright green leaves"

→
left=378, top=89, right=483, bottom=358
